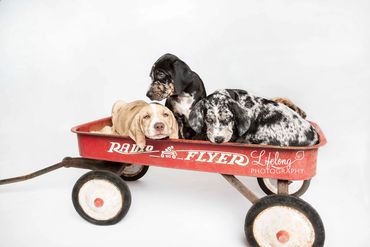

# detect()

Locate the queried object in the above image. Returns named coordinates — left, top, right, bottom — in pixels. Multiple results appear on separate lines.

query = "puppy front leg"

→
left=129, top=128, right=147, bottom=152
left=135, top=136, right=146, bottom=151
left=174, top=114, right=185, bottom=139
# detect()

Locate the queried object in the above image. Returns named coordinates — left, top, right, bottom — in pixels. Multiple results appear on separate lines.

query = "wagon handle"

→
left=0, top=157, right=127, bottom=186
left=0, top=161, right=65, bottom=185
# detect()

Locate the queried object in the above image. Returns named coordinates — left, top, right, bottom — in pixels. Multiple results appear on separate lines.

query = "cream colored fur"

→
left=92, top=100, right=178, bottom=150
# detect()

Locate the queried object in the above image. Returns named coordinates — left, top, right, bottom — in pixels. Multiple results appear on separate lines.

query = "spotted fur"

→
left=146, top=81, right=175, bottom=101
left=189, top=89, right=319, bottom=146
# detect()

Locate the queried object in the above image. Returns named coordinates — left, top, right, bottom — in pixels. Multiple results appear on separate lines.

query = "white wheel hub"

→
left=78, top=179, right=123, bottom=221
left=253, top=205, right=315, bottom=247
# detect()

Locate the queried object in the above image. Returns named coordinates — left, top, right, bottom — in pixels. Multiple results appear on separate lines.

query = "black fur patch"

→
left=244, top=96, right=255, bottom=108
left=260, top=98, right=278, bottom=106
left=305, top=126, right=317, bottom=142
left=261, top=110, right=285, bottom=127
left=289, top=135, right=301, bottom=146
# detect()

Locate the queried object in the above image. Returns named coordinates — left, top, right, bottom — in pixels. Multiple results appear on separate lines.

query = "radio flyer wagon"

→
left=0, top=117, right=327, bottom=247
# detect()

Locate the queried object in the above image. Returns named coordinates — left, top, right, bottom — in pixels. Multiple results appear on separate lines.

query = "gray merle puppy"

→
left=188, top=89, right=318, bottom=146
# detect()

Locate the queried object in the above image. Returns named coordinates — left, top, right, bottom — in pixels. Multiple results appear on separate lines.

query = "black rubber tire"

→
left=72, top=170, right=131, bottom=225
left=245, top=195, right=325, bottom=247
left=120, top=165, right=149, bottom=181
left=257, top=178, right=311, bottom=197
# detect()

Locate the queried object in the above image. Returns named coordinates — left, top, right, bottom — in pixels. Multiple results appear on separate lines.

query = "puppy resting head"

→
left=129, top=103, right=178, bottom=149
left=189, top=92, right=250, bottom=144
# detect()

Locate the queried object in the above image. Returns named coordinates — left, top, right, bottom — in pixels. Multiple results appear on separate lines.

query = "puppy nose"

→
left=146, top=91, right=153, bottom=98
left=214, top=136, right=224, bottom=144
left=154, top=122, right=165, bottom=131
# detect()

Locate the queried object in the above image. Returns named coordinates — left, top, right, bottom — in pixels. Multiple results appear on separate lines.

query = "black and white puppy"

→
left=146, top=53, right=206, bottom=139
left=189, top=89, right=319, bottom=146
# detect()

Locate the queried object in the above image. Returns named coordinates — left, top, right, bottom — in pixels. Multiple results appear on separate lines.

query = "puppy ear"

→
left=225, top=89, right=239, bottom=101
left=225, top=89, right=249, bottom=101
left=111, top=100, right=127, bottom=135
left=229, top=101, right=250, bottom=136
left=168, top=111, right=179, bottom=139
left=128, top=114, right=146, bottom=150
left=189, top=99, right=206, bottom=134
left=172, top=60, right=192, bottom=94
left=149, top=64, right=155, bottom=79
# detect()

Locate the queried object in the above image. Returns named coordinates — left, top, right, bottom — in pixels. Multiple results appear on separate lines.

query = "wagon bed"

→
left=72, top=117, right=327, bottom=181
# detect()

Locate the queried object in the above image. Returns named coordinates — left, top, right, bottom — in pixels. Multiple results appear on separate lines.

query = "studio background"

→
left=0, top=0, right=369, bottom=246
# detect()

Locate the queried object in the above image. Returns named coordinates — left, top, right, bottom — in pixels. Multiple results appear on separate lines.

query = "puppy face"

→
left=189, top=93, right=250, bottom=144
left=147, top=53, right=191, bottom=100
left=137, top=103, right=178, bottom=139
left=204, top=105, right=234, bottom=143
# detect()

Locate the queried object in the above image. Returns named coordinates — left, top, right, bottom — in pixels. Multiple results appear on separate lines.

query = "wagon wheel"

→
left=245, top=195, right=325, bottom=247
left=257, top=178, right=311, bottom=197
left=72, top=170, right=131, bottom=225
left=119, top=164, right=149, bottom=181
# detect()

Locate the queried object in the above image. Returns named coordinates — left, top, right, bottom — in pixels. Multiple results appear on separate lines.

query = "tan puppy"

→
left=111, top=100, right=178, bottom=149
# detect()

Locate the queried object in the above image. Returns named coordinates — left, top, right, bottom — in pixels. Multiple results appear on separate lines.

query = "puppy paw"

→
left=136, top=143, right=146, bottom=152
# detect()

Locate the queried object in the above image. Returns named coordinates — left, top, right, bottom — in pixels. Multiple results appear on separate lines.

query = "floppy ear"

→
left=168, top=111, right=179, bottom=139
left=149, top=64, right=155, bottom=79
left=128, top=114, right=146, bottom=150
left=229, top=101, right=250, bottom=136
left=225, top=89, right=239, bottom=101
left=172, top=60, right=192, bottom=94
left=189, top=99, right=206, bottom=134
left=225, top=89, right=249, bottom=101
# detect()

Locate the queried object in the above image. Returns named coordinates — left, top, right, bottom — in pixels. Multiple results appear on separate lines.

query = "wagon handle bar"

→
left=0, top=161, right=65, bottom=185
left=0, top=157, right=127, bottom=186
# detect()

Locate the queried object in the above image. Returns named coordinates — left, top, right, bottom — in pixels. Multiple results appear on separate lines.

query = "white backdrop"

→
left=1, top=0, right=369, bottom=246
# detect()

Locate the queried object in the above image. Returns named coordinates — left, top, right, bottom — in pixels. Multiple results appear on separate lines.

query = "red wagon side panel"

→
left=72, top=117, right=326, bottom=180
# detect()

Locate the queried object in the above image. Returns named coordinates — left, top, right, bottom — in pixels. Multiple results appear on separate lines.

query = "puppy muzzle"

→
left=214, top=136, right=225, bottom=144
left=146, top=91, right=166, bottom=101
left=146, top=81, right=174, bottom=101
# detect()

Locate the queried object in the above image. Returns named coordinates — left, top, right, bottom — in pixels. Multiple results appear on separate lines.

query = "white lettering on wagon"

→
left=107, top=142, right=307, bottom=175
left=107, top=142, right=155, bottom=154
left=250, top=150, right=305, bottom=169
left=183, top=151, right=249, bottom=166
left=250, top=167, right=304, bottom=175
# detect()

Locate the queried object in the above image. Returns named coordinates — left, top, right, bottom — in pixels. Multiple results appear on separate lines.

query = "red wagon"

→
left=0, top=117, right=327, bottom=247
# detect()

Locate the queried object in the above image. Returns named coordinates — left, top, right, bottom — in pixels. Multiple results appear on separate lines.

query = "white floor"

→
left=1, top=0, right=370, bottom=246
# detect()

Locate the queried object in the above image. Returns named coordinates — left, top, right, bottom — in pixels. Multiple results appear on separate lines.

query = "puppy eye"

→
left=143, top=114, right=150, bottom=119
left=220, top=117, right=231, bottom=124
left=157, top=71, right=165, bottom=79
left=206, top=118, right=214, bottom=124
left=163, top=113, right=169, bottom=117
